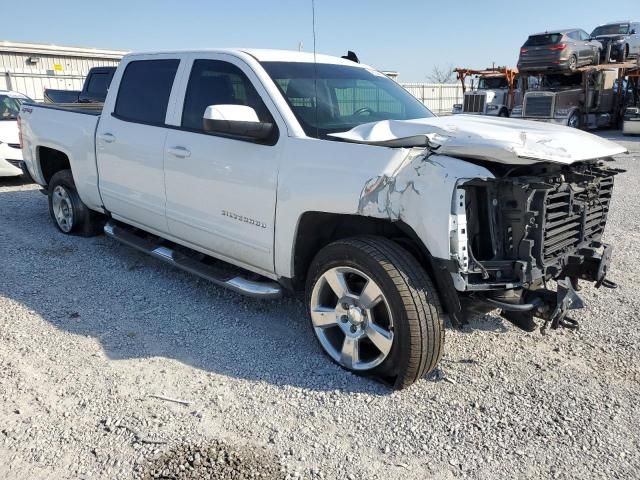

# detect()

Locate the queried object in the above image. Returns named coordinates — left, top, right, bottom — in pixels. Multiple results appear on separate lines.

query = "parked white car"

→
left=0, top=90, right=31, bottom=177
left=19, top=49, right=627, bottom=388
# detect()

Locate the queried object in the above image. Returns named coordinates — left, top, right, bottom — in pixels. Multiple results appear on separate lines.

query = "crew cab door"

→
left=163, top=54, right=284, bottom=274
left=96, top=55, right=183, bottom=233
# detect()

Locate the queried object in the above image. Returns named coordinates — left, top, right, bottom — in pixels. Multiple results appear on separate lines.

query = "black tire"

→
left=498, top=108, right=509, bottom=118
left=567, top=110, right=581, bottom=129
left=568, top=55, right=578, bottom=72
left=305, top=236, right=444, bottom=389
left=621, top=45, right=629, bottom=62
left=48, top=170, right=104, bottom=237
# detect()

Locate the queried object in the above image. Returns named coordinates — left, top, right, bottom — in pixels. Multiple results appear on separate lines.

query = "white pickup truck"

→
left=19, top=49, right=627, bottom=389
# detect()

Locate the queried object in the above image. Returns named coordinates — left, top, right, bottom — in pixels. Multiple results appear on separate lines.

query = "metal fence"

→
left=401, top=83, right=464, bottom=116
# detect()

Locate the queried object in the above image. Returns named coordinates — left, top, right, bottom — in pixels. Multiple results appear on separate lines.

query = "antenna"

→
left=311, top=0, right=319, bottom=139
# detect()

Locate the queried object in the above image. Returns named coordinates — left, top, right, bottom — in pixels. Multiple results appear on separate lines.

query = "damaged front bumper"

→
left=441, top=161, right=623, bottom=331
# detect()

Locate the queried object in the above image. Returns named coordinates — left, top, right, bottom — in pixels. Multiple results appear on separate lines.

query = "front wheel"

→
left=306, top=236, right=444, bottom=389
left=567, top=110, right=581, bottom=129
left=48, top=170, right=104, bottom=236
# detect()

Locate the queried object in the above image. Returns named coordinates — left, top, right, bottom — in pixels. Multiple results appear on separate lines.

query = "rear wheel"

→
left=568, top=55, right=578, bottom=72
left=48, top=170, right=104, bottom=236
left=306, top=236, right=444, bottom=389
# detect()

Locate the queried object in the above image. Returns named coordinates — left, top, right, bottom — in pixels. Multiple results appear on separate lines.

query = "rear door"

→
left=162, top=53, right=285, bottom=274
left=97, top=55, right=183, bottom=234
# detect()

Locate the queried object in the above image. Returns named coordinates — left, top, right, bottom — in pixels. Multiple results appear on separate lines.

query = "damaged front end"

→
left=450, top=160, right=624, bottom=332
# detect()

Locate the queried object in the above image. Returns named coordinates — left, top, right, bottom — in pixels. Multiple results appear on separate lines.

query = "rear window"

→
left=114, top=59, right=180, bottom=124
left=86, top=72, right=112, bottom=97
left=524, top=34, right=562, bottom=47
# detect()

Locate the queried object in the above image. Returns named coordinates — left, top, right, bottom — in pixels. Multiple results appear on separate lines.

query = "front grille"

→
left=463, top=94, right=486, bottom=113
left=524, top=95, right=554, bottom=117
left=538, top=166, right=615, bottom=270
left=8, top=143, right=21, bottom=149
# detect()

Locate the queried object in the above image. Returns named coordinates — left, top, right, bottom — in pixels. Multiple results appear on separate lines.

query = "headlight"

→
left=555, top=108, right=571, bottom=117
left=486, top=105, right=499, bottom=111
left=615, top=38, right=626, bottom=43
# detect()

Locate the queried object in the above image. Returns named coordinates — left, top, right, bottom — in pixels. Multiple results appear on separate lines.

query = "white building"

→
left=0, top=41, right=127, bottom=101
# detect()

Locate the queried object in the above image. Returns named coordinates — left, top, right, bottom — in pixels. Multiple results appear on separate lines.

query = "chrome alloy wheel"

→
left=310, top=266, right=394, bottom=371
left=52, top=185, right=74, bottom=232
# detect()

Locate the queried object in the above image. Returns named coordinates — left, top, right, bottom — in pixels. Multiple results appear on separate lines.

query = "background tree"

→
left=427, top=64, right=456, bottom=84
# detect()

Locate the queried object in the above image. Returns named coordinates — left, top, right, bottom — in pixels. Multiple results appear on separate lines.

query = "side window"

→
left=181, top=59, right=273, bottom=131
left=580, top=30, right=590, bottom=41
left=114, top=59, right=180, bottom=124
left=567, top=31, right=578, bottom=40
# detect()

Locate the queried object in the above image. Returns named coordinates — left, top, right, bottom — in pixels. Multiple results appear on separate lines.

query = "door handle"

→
left=98, top=132, right=116, bottom=143
left=167, top=146, right=191, bottom=158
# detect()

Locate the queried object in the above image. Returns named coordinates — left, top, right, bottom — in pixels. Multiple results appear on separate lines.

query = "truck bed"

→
left=20, top=102, right=104, bottom=212
left=26, top=102, right=103, bottom=116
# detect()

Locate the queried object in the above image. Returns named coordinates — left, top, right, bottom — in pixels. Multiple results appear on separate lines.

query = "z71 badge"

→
left=221, top=210, right=267, bottom=229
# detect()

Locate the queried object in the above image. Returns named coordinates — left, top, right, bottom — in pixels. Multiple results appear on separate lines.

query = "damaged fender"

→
left=357, top=147, right=494, bottom=265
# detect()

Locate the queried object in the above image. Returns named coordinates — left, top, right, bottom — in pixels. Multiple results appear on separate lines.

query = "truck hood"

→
left=329, top=115, right=627, bottom=165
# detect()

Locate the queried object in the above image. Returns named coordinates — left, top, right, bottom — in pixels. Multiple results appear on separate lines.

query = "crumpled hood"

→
left=329, top=115, right=627, bottom=165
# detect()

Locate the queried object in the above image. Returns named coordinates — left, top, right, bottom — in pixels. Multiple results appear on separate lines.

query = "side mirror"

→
left=202, top=105, right=274, bottom=142
left=631, top=29, right=636, bottom=35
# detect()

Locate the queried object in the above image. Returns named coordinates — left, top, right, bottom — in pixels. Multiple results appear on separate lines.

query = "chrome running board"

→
left=104, top=221, right=282, bottom=299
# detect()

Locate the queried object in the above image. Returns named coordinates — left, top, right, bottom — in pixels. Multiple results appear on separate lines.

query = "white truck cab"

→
left=19, top=49, right=626, bottom=389
left=452, top=68, right=519, bottom=117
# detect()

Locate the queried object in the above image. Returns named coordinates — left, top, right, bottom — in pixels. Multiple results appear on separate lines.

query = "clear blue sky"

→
left=3, top=0, right=637, bottom=81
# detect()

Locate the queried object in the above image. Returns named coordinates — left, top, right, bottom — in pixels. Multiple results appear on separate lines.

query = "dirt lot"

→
left=1, top=133, right=639, bottom=480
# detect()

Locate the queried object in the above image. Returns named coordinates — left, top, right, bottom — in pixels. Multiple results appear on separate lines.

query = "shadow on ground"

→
left=0, top=186, right=508, bottom=394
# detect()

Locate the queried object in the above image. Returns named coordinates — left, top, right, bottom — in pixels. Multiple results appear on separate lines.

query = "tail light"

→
left=17, top=115, right=23, bottom=148
left=520, top=47, right=528, bottom=54
left=549, top=43, right=568, bottom=51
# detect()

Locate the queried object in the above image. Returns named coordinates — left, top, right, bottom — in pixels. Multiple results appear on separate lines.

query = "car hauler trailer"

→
left=452, top=67, right=519, bottom=117
left=622, top=63, right=640, bottom=134
left=512, top=61, right=640, bottom=129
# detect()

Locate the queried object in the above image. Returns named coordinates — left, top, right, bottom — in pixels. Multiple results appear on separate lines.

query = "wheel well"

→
left=38, top=147, right=70, bottom=185
left=291, top=212, right=427, bottom=290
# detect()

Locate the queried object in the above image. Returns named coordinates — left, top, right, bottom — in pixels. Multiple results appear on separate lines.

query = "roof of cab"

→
left=123, top=48, right=371, bottom=68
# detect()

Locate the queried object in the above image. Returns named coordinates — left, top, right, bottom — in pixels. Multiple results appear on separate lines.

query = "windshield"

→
left=0, top=95, right=27, bottom=120
left=261, top=62, right=433, bottom=139
left=529, top=73, right=582, bottom=90
left=477, top=77, right=509, bottom=89
left=591, top=24, right=630, bottom=36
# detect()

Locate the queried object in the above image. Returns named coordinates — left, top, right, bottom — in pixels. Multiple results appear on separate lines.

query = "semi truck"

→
left=512, top=61, right=640, bottom=128
left=18, top=48, right=626, bottom=388
left=452, top=67, right=519, bottom=117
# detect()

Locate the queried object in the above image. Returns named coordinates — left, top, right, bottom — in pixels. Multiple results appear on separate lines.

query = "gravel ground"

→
left=1, top=133, right=639, bottom=480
